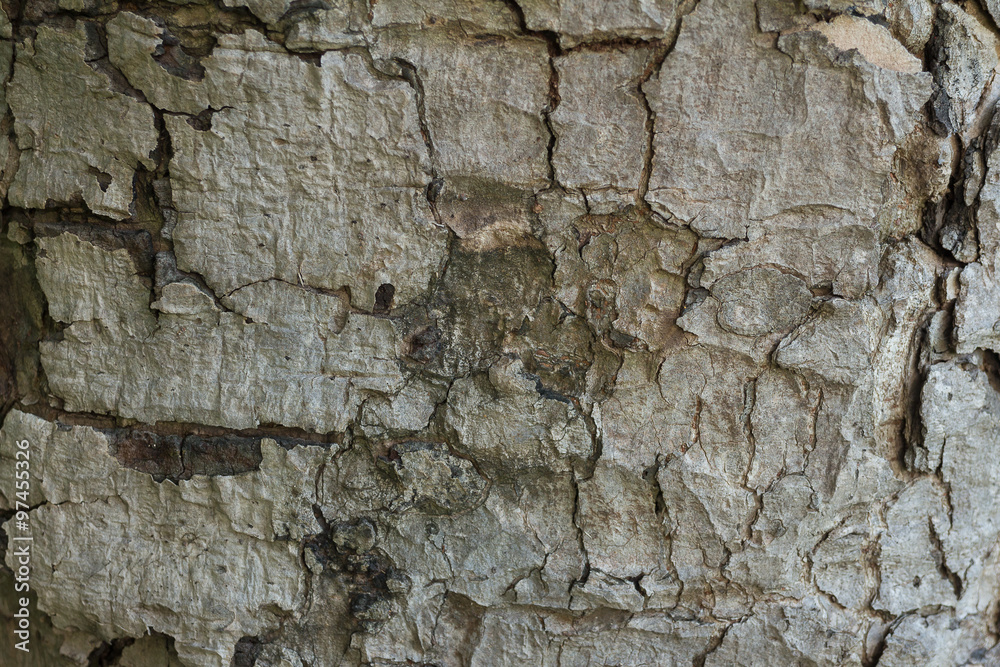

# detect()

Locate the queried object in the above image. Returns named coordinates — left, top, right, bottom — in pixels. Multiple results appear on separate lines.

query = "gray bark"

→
left=2, top=0, right=1000, bottom=665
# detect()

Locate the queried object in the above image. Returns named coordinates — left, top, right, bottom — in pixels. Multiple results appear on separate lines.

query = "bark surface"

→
left=1, top=0, right=1000, bottom=665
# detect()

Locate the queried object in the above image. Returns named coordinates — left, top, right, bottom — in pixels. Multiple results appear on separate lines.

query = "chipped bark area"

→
left=3, top=0, right=1000, bottom=666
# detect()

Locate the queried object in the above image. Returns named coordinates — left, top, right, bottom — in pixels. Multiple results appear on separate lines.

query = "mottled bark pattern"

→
left=2, top=0, right=1000, bottom=665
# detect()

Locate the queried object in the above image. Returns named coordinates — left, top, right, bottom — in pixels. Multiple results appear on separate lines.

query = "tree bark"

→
left=2, top=0, right=999, bottom=665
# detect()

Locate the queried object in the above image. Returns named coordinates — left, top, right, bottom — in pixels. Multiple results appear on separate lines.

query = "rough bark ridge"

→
left=2, top=0, right=1000, bottom=665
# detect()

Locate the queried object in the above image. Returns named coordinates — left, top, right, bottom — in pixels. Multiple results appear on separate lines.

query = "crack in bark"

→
left=691, top=622, right=730, bottom=667
left=636, top=0, right=700, bottom=215
left=567, top=469, right=592, bottom=596
left=499, top=0, right=563, bottom=191
left=392, top=57, right=446, bottom=229
left=926, top=515, right=964, bottom=598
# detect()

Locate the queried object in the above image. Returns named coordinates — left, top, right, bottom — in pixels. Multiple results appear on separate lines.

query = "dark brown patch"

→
left=373, top=283, right=395, bottom=313
left=403, top=325, right=443, bottom=364
left=0, top=234, right=47, bottom=417
left=102, top=426, right=337, bottom=482
left=107, top=429, right=184, bottom=480
left=181, top=434, right=261, bottom=477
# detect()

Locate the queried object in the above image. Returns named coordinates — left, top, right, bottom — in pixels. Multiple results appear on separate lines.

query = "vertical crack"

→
left=542, top=62, right=561, bottom=190
left=636, top=0, right=701, bottom=213
left=498, top=0, right=563, bottom=190
left=738, top=375, right=762, bottom=543
left=567, top=469, right=591, bottom=598
left=691, top=623, right=730, bottom=667
left=393, top=58, right=445, bottom=227
left=927, top=516, right=963, bottom=598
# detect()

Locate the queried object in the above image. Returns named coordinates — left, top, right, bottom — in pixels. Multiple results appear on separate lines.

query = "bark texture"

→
left=1, top=0, right=1000, bottom=665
